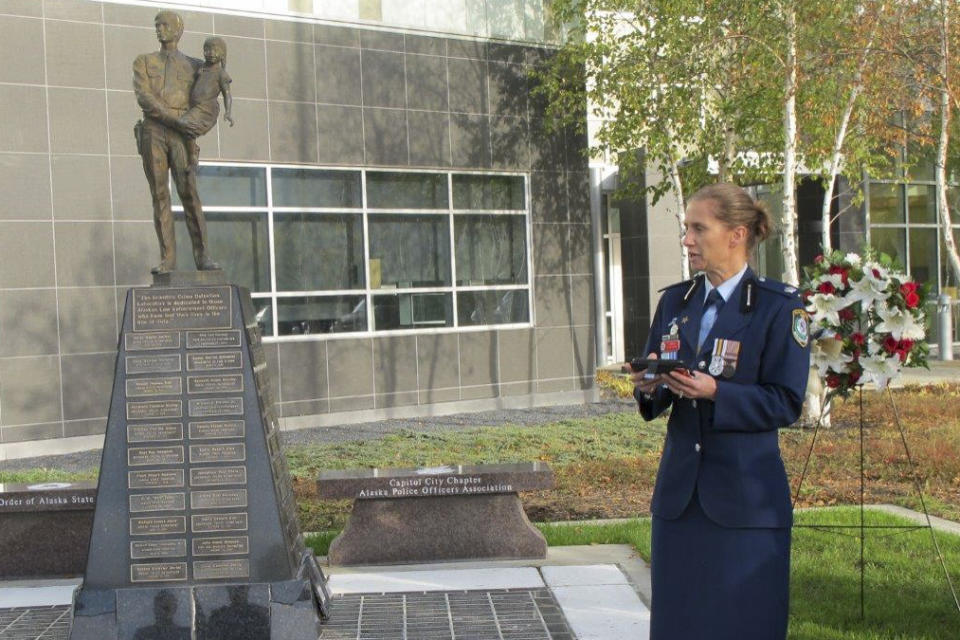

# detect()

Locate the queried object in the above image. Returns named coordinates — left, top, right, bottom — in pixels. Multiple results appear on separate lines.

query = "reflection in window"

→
left=173, top=165, right=266, bottom=207
left=272, top=168, right=361, bottom=208
left=373, top=293, right=452, bottom=330
left=870, top=227, right=906, bottom=266
left=369, top=215, right=450, bottom=288
left=367, top=172, right=448, bottom=209
left=455, top=215, right=527, bottom=285
left=453, top=174, right=525, bottom=210
left=909, top=227, right=938, bottom=286
left=458, top=290, right=528, bottom=326
left=907, top=185, right=936, bottom=224
left=250, top=297, right=273, bottom=337
left=276, top=296, right=366, bottom=335
left=869, top=184, right=904, bottom=224
left=174, top=212, right=270, bottom=292
left=274, top=213, right=364, bottom=291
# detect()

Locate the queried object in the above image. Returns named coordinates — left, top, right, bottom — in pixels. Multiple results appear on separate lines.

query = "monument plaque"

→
left=189, top=420, right=244, bottom=440
left=129, top=469, right=185, bottom=490
left=193, top=559, right=249, bottom=580
left=130, top=539, right=187, bottom=560
left=129, top=492, right=186, bottom=513
left=126, top=353, right=182, bottom=375
left=71, top=273, right=328, bottom=640
left=186, top=330, right=242, bottom=349
left=192, top=536, right=249, bottom=556
left=189, top=466, right=246, bottom=487
left=187, top=374, right=243, bottom=394
left=188, top=397, right=243, bottom=417
left=129, top=516, right=187, bottom=536
left=186, top=351, right=242, bottom=371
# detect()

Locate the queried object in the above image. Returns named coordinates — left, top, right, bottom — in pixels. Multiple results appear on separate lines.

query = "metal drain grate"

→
left=0, top=589, right=575, bottom=640
left=319, top=589, right=575, bottom=640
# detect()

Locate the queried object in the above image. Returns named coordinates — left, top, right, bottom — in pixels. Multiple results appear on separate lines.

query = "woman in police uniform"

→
left=631, top=183, right=810, bottom=640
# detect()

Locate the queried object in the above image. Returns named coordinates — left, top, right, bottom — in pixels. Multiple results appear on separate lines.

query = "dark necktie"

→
left=697, top=289, right=724, bottom=350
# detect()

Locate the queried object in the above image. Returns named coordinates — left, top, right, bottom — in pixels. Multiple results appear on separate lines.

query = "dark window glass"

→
left=372, top=293, right=452, bottom=330
left=174, top=212, right=270, bottom=292
left=368, top=214, right=450, bottom=287
left=870, top=226, right=906, bottom=266
left=250, top=297, right=273, bottom=337
left=274, top=213, right=364, bottom=291
left=367, top=172, right=448, bottom=209
left=173, top=166, right=266, bottom=207
left=907, top=185, right=937, bottom=224
left=276, top=295, right=366, bottom=335
left=909, top=227, right=938, bottom=286
left=272, top=168, right=361, bottom=208
left=869, top=183, right=905, bottom=224
left=454, top=215, right=527, bottom=285
left=457, top=290, right=529, bottom=326
left=452, top=174, right=525, bottom=210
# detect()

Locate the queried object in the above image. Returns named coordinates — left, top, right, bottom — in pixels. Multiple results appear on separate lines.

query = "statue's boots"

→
left=151, top=260, right=175, bottom=274
left=196, top=255, right=221, bottom=271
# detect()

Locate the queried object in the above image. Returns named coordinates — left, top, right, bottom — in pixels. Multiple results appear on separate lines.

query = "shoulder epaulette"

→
left=753, top=276, right=802, bottom=299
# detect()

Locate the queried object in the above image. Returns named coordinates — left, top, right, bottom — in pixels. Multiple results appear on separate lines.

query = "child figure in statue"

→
left=177, top=36, right=233, bottom=167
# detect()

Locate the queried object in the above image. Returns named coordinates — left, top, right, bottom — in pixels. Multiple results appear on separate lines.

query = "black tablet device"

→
left=626, top=357, right=688, bottom=375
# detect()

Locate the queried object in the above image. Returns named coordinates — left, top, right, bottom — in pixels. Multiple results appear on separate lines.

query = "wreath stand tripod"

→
left=791, top=385, right=960, bottom=620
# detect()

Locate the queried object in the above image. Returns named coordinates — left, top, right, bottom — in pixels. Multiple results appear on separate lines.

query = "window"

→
left=174, top=166, right=531, bottom=339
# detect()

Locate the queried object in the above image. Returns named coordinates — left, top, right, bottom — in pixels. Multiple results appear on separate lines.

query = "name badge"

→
left=708, top=338, right=741, bottom=378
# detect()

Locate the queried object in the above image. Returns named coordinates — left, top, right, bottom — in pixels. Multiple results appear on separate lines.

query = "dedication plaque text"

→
left=133, top=288, right=232, bottom=332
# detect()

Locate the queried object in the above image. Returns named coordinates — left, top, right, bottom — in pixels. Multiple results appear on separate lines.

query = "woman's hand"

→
left=662, top=369, right=717, bottom=401
left=629, top=352, right=663, bottom=396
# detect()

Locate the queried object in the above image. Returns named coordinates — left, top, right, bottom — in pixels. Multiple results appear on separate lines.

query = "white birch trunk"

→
left=782, top=1, right=800, bottom=286
left=939, top=0, right=960, bottom=285
left=668, top=163, right=691, bottom=280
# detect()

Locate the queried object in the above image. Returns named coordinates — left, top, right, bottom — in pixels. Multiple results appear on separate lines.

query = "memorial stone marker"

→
left=69, top=275, right=329, bottom=639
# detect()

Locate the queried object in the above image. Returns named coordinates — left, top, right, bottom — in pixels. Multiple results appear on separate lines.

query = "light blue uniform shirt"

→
left=697, top=263, right=748, bottom=350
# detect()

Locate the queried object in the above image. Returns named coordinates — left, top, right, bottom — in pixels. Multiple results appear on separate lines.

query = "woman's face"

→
left=682, top=198, right=744, bottom=274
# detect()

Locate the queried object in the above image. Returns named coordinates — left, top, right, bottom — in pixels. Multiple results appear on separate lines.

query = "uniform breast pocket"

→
left=145, top=63, right=163, bottom=79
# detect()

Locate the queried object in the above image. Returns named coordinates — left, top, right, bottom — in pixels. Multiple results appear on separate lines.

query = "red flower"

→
left=905, top=292, right=920, bottom=309
left=883, top=335, right=899, bottom=354
left=829, top=265, right=850, bottom=286
left=838, top=308, right=855, bottom=322
left=898, top=338, right=914, bottom=351
left=814, top=254, right=825, bottom=264
left=826, top=373, right=842, bottom=388
left=849, top=369, right=861, bottom=384
left=850, top=332, right=866, bottom=346
left=872, top=268, right=882, bottom=278
left=900, top=282, right=918, bottom=296
left=851, top=348, right=861, bottom=359
left=818, top=282, right=836, bottom=295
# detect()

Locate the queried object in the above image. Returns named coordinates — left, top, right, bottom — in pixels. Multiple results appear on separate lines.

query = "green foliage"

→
left=0, top=468, right=96, bottom=484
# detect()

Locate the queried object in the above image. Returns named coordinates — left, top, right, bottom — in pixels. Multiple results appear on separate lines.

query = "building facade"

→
left=0, top=0, right=596, bottom=458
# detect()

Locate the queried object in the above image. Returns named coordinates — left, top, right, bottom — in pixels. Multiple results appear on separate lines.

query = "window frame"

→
left=172, top=162, right=534, bottom=342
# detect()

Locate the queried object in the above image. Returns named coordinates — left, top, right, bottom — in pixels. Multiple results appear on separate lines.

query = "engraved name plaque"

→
left=130, top=539, right=187, bottom=560
left=125, top=331, right=180, bottom=352
left=188, top=420, right=244, bottom=440
left=127, top=423, right=184, bottom=443
left=129, top=492, right=186, bottom=513
left=127, top=446, right=184, bottom=467
left=187, top=374, right=243, bottom=394
left=193, top=559, right=249, bottom=581
left=186, top=351, right=242, bottom=371
left=129, top=469, right=186, bottom=490
left=189, top=466, right=247, bottom=487
left=190, top=489, right=248, bottom=510
left=126, top=377, right=183, bottom=398
left=186, top=330, right=242, bottom=349
left=127, top=400, right=182, bottom=420
left=191, top=512, right=248, bottom=533
left=129, top=516, right=187, bottom=536
left=189, top=443, right=246, bottom=464
left=191, top=536, right=249, bottom=556
left=133, top=287, right=232, bottom=332
left=130, top=562, right=188, bottom=583
left=188, top=397, right=243, bottom=417
left=126, top=354, right=182, bottom=375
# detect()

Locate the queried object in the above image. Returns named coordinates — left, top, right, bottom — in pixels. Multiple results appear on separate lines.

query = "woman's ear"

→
left=730, top=225, right=748, bottom=248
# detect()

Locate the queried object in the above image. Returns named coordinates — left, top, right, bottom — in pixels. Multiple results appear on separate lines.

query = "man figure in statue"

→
left=133, top=10, right=220, bottom=274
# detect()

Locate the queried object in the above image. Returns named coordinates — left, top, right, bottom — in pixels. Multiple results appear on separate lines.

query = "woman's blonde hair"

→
left=688, top=182, right=774, bottom=250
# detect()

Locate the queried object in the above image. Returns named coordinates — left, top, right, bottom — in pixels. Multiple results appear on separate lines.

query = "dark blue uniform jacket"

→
left=637, top=267, right=810, bottom=528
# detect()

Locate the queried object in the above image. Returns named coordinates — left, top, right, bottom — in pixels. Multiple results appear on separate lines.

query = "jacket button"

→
left=698, top=361, right=706, bottom=370
left=692, top=399, right=697, bottom=408
left=695, top=443, right=702, bottom=452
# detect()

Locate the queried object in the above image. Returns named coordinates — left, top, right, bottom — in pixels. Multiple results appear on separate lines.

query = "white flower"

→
left=844, top=253, right=861, bottom=266
left=843, top=270, right=889, bottom=310
left=875, top=305, right=925, bottom=341
left=861, top=353, right=901, bottom=389
left=807, top=293, right=846, bottom=328
left=811, top=336, right=853, bottom=375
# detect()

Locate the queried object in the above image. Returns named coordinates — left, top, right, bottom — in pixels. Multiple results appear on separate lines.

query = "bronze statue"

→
left=133, top=11, right=226, bottom=274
